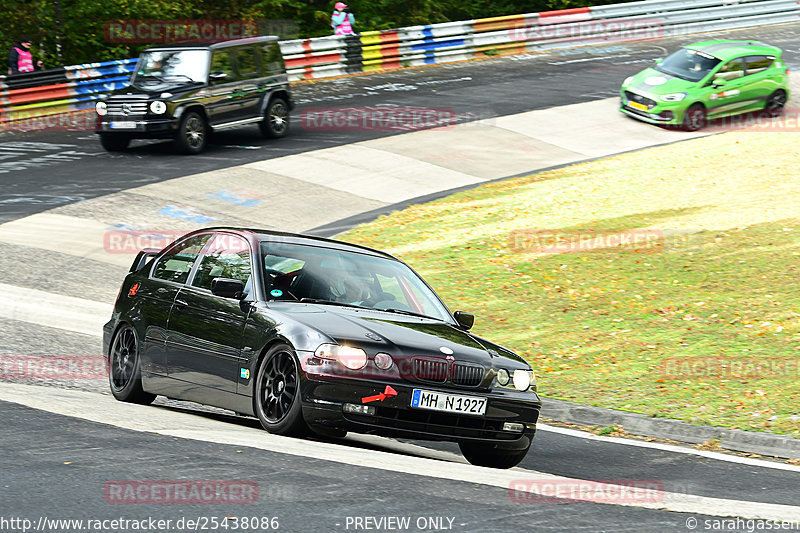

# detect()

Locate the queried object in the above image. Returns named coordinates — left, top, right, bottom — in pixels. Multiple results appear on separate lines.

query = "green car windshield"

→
left=260, top=241, right=453, bottom=322
left=655, top=49, right=721, bottom=83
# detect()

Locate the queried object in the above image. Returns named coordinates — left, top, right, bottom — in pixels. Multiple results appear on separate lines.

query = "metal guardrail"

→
left=0, top=59, right=136, bottom=124
left=1, top=0, right=798, bottom=127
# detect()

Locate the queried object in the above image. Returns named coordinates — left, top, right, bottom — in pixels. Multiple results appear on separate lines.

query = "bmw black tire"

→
left=764, top=89, right=787, bottom=117
left=458, top=440, right=531, bottom=469
left=174, top=111, right=207, bottom=154
left=259, top=97, right=290, bottom=139
left=108, top=325, right=156, bottom=405
left=254, top=343, right=308, bottom=436
left=99, top=133, right=130, bottom=152
left=682, top=104, right=707, bottom=132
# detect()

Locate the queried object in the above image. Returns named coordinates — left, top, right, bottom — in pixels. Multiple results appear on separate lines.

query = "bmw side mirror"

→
left=453, top=311, right=474, bottom=330
left=211, top=278, right=244, bottom=299
left=209, top=71, right=227, bottom=82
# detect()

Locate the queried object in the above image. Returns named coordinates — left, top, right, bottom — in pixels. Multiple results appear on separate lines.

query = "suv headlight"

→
left=661, top=93, right=687, bottom=102
left=95, top=101, right=107, bottom=116
left=315, top=343, right=367, bottom=370
left=513, top=369, right=534, bottom=391
left=150, top=100, right=167, bottom=114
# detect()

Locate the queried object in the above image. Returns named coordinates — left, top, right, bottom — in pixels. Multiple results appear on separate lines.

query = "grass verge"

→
left=341, top=131, right=800, bottom=436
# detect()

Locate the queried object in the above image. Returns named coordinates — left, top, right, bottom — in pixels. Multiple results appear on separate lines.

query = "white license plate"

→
left=110, top=121, right=136, bottom=129
left=410, top=389, right=486, bottom=416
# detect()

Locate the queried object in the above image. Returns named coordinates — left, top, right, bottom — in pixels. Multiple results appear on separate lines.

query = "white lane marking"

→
left=0, top=283, right=109, bottom=337
left=547, top=54, right=631, bottom=65
left=0, top=382, right=798, bottom=521
left=539, top=424, right=800, bottom=473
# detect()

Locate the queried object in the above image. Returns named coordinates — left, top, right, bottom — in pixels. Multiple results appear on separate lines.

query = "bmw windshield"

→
left=655, top=48, right=721, bottom=82
left=132, top=50, right=210, bottom=86
left=260, top=241, right=453, bottom=322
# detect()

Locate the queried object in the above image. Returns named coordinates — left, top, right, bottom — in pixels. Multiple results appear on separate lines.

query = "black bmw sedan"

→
left=103, top=228, right=541, bottom=468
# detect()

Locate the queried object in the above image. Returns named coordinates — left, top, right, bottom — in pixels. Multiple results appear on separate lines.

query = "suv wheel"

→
left=260, top=97, right=290, bottom=139
left=100, top=133, right=130, bottom=152
left=175, top=111, right=207, bottom=154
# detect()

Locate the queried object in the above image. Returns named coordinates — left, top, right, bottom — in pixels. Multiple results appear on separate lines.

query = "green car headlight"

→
left=661, top=93, right=687, bottom=102
left=622, top=76, right=633, bottom=86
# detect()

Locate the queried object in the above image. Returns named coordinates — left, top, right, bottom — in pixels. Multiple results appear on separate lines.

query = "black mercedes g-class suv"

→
left=95, top=36, right=293, bottom=154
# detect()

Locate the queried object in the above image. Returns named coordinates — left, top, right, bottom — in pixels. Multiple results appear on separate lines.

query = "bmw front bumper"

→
left=299, top=375, right=541, bottom=446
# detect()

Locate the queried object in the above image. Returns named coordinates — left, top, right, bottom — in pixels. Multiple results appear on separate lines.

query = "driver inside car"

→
left=329, top=273, right=371, bottom=306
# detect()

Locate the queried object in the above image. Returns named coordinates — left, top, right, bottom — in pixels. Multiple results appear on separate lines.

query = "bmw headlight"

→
left=95, top=101, right=108, bottom=116
left=315, top=343, right=367, bottom=370
left=661, top=93, right=687, bottom=102
left=496, top=368, right=510, bottom=386
left=513, top=369, right=534, bottom=391
left=150, top=100, right=167, bottom=114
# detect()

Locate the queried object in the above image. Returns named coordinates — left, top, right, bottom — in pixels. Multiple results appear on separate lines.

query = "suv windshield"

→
left=132, top=50, right=210, bottom=85
left=260, top=241, right=453, bottom=322
left=655, top=48, right=721, bottom=82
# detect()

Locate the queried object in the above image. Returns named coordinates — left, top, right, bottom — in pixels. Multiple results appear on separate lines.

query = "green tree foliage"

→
left=1, top=0, right=633, bottom=70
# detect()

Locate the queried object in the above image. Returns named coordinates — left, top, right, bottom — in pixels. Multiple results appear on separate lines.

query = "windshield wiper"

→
left=377, top=307, right=443, bottom=321
left=298, top=298, right=372, bottom=310
left=137, top=74, right=167, bottom=82
left=163, top=74, right=196, bottom=82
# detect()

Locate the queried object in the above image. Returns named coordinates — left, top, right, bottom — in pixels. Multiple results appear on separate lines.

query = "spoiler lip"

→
left=130, top=247, right=162, bottom=273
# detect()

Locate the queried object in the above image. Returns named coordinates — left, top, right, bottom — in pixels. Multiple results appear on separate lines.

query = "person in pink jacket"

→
left=331, top=2, right=356, bottom=35
left=8, top=37, right=43, bottom=75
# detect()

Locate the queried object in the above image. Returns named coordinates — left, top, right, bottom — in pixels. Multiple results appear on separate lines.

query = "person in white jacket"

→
left=331, top=2, right=356, bottom=35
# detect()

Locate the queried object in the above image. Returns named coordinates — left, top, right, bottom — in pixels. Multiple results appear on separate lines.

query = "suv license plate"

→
left=110, top=121, right=136, bottom=129
left=410, top=389, right=486, bottom=416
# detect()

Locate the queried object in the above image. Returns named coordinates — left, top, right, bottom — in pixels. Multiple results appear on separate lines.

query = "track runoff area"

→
left=2, top=21, right=800, bottom=533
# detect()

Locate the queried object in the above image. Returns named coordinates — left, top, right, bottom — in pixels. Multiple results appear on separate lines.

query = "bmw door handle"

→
left=174, top=299, right=189, bottom=309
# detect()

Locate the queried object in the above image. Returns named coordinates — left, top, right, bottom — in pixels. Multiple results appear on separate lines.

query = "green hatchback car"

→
left=620, top=40, right=789, bottom=131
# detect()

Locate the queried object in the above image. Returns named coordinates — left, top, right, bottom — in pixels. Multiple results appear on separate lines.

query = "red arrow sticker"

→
left=362, top=385, right=398, bottom=404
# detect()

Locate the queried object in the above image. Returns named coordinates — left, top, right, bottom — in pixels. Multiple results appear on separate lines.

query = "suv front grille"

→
left=624, top=91, right=656, bottom=109
left=107, top=102, right=148, bottom=116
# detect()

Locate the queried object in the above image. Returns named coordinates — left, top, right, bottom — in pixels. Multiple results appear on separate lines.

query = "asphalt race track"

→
left=2, top=22, right=800, bottom=533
